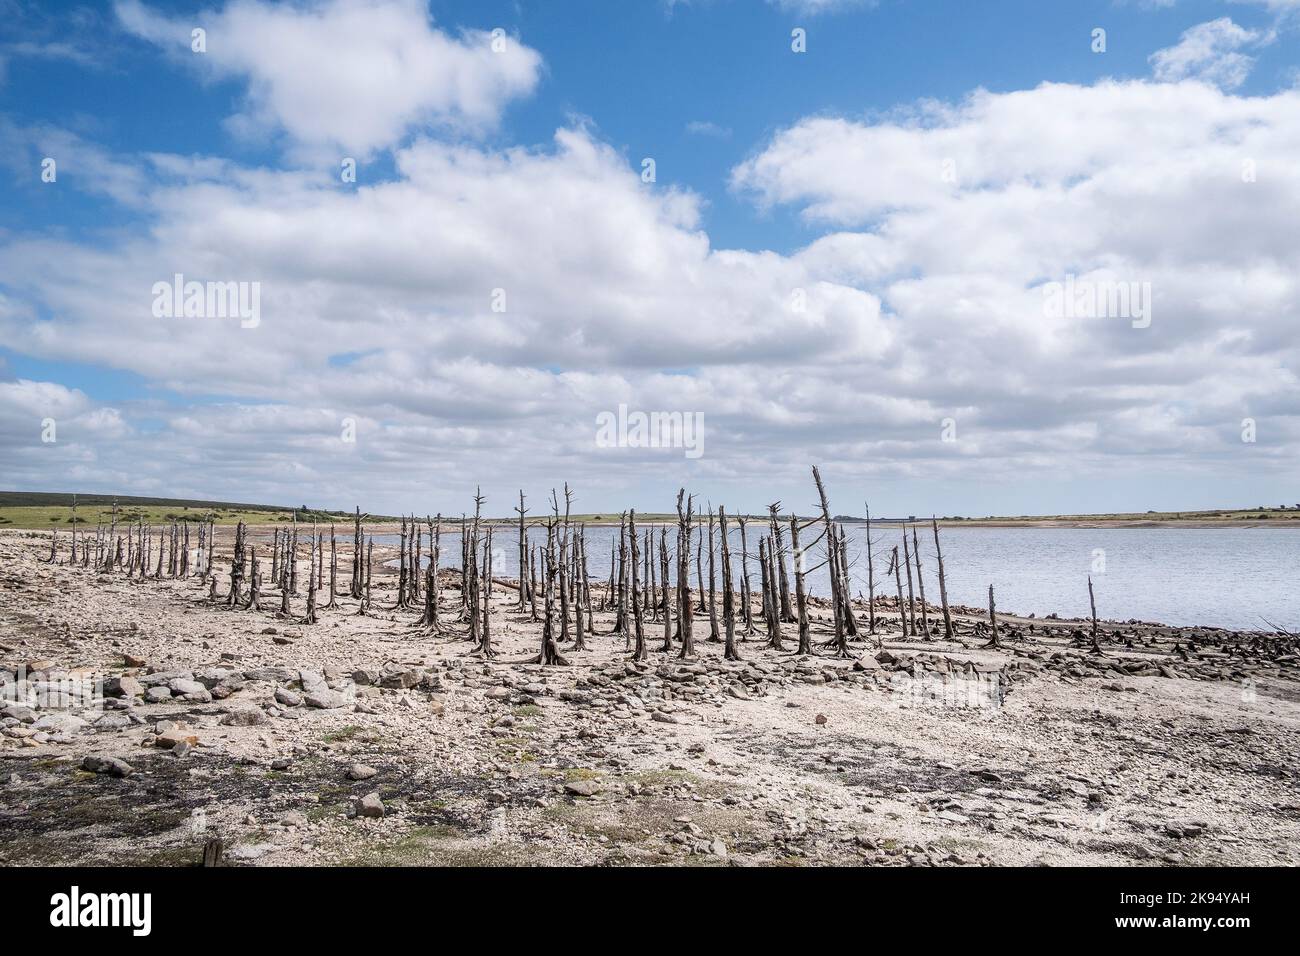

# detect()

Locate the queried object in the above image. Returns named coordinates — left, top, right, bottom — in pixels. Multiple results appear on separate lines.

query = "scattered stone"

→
left=81, top=754, right=134, bottom=777
left=357, top=792, right=385, bottom=818
left=347, top=763, right=378, bottom=781
left=274, top=687, right=303, bottom=708
left=103, top=676, right=144, bottom=698
left=565, top=779, right=602, bottom=797
left=155, top=728, right=199, bottom=749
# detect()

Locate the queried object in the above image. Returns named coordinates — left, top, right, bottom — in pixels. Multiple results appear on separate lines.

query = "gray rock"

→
left=357, top=792, right=385, bottom=818
left=564, top=779, right=602, bottom=797
left=32, top=712, right=88, bottom=734
left=274, top=687, right=303, bottom=707
left=347, top=763, right=378, bottom=781
left=144, top=686, right=172, bottom=703
left=103, top=676, right=144, bottom=698
left=305, top=689, right=346, bottom=709
left=81, top=755, right=134, bottom=777
left=168, top=678, right=206, bottom=696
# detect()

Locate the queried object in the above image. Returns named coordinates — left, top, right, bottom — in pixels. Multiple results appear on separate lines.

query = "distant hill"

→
left=0, top=491, right=292, bottom=512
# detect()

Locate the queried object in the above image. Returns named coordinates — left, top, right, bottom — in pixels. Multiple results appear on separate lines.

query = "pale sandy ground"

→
left=1, top=527, right=1297, bottom=867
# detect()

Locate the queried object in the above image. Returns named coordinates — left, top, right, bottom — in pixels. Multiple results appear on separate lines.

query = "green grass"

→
left=0, top=492, right=399, bottom=529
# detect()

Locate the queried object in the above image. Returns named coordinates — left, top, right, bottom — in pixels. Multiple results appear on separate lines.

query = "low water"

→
left=374, top=524, right=1298, bottom=632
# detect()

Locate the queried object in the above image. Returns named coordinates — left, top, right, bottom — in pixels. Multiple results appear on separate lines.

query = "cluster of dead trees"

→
left=37, top=467, right=1119, bottom=660
left=45, top=498, right=218, bottom=584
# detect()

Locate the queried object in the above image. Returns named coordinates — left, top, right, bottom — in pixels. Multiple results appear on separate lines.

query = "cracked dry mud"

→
left=2, top=528, right=1298, bottom=867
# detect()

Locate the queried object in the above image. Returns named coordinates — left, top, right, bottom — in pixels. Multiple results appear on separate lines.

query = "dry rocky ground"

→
left=2, top=528, right=1298, bottom=867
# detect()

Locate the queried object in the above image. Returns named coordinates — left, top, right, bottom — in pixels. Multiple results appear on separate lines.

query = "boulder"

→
left=81, top=755, right=135, bottom=777
left=103, top=676, right=144, bottom=698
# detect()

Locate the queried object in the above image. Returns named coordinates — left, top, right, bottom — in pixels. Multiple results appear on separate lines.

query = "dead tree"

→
left=325, top=524, right=338, bottom=609
left=418, top=514, right=443, bottom=631
left=302, top=535, right=318, bottom=624
left=572, top=528, right=587, bottom=651
left=46, top=528, right=58, bottom=564
left=984, top=584, right=1000, bottom=649
left=527, top=515, right=568, bottom=665
left=288, top=512, right=299, bottom=595
left=477, top=526, right=494, bottom=657
left=770, top=503, right=795, bottom=623
left=629, top=510, right=646, bottom=660
left=911, top=524, right=931, bottom=639
left=645, top=529, right=658, bottom=623
left=812, top=466, right=851, bottom=657
left=659, top=527, right=673, bottom=653
left=515, top=492, right=530, bottom=610
left=890, top=546, right=906, bottom=633
left=247, top=547, right=262, bottom=610
left=226, top=522, right=247, bottom=607
left=931, top=517, right=954, bottom=640
left=706, top=508, right=721, bottom=641
left=1088, top=576, right=1103, bottom=654
left=555, top=487, right=573, bottom=647
left=675, top=490, right=696, bottom=659
left=737, top=516, right=755, bottom=637
left=838, top=523, right=859, bottom=638
left=397, top=517, right=410, bottom=609
left=719, top=506, right=741, bottom=661
left=901, top=527, right=916, bottom=637
left=790, top=514, right=812, bottom=656
left=760, top=536, right=784, bottom=650
left=861, top=505, right=879, bottom=642
left=70, top=495, right=78, bottom=564
left=349, top=507, right=365, bottom=599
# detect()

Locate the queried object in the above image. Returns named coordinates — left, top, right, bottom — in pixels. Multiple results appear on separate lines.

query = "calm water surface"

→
left=375, top=525, right=1298, bottom=631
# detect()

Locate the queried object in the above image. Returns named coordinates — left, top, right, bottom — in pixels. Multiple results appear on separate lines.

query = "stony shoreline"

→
left=2, top=529, right=1297, bottom=867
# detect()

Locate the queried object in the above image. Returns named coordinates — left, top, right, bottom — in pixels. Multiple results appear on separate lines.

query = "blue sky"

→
left=1, top=0, right=1298, bottom=516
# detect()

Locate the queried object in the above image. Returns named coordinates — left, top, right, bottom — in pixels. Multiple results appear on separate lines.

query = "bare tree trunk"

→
left=719, top=506, right=740, bottom=661
left=515, top=492, right=530, bottom=610
left=1088, top=576, right=1102, bottom=654
left=707, top=509, right=720, bottom=641
left=891, top=546, right=905, bottom=634
left=660, top=528, right=672, bottom=653
left=911, top=524, right=931, bottom=640
left=738, top=517, right=754, bottom=637
left=478, top=527, right=494, bottom=657
left=676, top=490, right=695, bottom=659
left=901, top=527, right=916, bottom=637
left=350, top=507, right=364, bottom=599
left=326, top=525, right=338, bottom=609
left=770, top=504, right=794, bottom=623
left=984, top=584, right=1000, bottom=649
left=790, top=515, right=812, bottom=655
left=247, top=547, right=262, bottom=610
left=811, top=466, right=850, bottom=657
left=932, top=517, right=954, bottom=640
left=865, top=504, right=877, bottom=636
left=629, top=510, right=646, bottom=660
